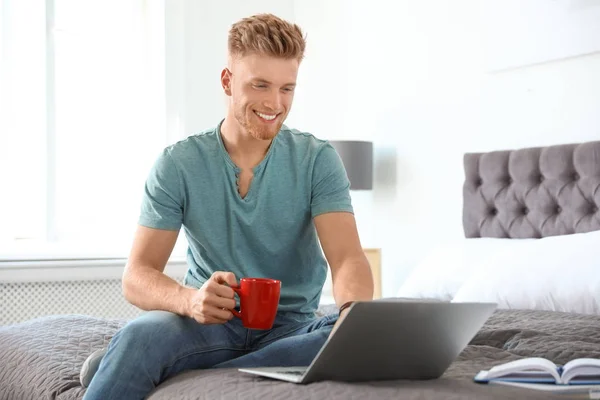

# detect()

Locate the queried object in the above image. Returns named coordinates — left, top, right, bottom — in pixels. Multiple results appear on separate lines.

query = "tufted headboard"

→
left=463, top=141, right=600, bottom=238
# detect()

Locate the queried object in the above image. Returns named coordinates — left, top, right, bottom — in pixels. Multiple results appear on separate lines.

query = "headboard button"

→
left=539, top=175, right=545, bottom=183
left=522, top=207, right=529, bottom=215
left=490, top=207, right=498, bottom=216
left=556, top=206, right=562, bottom=214
left=573, top=173, right=580, bottom=181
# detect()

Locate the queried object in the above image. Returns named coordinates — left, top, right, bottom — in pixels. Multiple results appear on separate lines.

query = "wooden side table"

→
left=363, top=248, right=382, bottom=299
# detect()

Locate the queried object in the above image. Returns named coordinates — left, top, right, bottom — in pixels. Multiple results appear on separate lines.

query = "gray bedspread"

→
left=2, top=308, right=600, bottom=400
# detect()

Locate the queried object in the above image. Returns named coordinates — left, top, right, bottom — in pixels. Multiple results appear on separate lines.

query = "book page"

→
left=487, top=358, right=560, bottom=382
left=562, top=358, right=600, bottom=384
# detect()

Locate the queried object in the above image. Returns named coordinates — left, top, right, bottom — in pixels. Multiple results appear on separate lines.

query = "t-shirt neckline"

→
left=215, top=118, right=278, bottom=174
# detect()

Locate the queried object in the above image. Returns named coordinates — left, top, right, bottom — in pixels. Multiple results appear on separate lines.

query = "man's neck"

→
left=220, top=115, right=272, bottom=169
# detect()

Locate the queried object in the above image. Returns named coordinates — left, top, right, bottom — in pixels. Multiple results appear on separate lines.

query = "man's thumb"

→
left=212, top=271, right=238, bottom=287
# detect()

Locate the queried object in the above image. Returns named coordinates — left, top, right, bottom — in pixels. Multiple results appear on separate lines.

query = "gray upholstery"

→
left=0, top=315, right=126, bottom=400
left=36, top=309, right=600, bottom=400
left=0, top=308, right=338, bottom=400
left=143, top=309, right=600, bottom=400
left=463, top=140, right=600, bottom=238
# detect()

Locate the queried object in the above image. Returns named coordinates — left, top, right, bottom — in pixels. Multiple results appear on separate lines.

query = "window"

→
left=0, top=0, right=178, bottom=260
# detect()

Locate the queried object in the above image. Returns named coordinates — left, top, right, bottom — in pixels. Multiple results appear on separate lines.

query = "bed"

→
left=2, top=140, right=600, bottom=400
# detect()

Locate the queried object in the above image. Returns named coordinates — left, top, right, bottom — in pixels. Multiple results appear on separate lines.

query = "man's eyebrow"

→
left=252, top=78, right=272, bottom=84
left=251, top=78, right=296, bottom=87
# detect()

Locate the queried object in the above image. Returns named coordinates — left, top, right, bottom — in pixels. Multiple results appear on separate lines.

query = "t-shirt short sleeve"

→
left=138, top=149, right=183, bottom=231
left=310, top=142, right=354, bottom=218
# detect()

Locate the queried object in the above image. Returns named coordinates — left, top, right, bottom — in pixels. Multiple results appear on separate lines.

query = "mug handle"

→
left=231, top=286, right=242, bottom=319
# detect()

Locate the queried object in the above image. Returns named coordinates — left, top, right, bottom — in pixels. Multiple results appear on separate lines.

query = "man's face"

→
left=222, top=53, right=299, bottom=141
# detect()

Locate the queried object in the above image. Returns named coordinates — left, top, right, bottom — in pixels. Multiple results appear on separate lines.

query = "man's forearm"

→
left=331, top=256, right=374, bottom=307
left=122, top=265, right=194, bottom=317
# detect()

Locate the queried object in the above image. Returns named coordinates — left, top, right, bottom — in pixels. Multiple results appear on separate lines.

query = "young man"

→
left=83, top=13, right=373, bottom=399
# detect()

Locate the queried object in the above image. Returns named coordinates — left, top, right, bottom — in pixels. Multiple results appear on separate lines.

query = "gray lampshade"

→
left=329, top=140, right=373, bottom=190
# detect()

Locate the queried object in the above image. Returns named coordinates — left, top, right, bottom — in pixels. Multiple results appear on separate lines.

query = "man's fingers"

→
left=211, top=307, right=234, bottom=321
left=201, top=306, right=233, bottom=323
left=212, top=282, right=236, bottom=299
left=207, top=295, right=236, bottom=311
left=210, top=271, right=238, bottom=299
left=196, top=315, right=230, bottom=325
left=191, top=271, right=238, bottom=325
left=211, top=271, right=238, bottom=288
left=205, top=278, right=235, bottom=299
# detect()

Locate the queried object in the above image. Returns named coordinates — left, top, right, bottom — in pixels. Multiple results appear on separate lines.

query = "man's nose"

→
left=263, top=90, right=282, bottom=111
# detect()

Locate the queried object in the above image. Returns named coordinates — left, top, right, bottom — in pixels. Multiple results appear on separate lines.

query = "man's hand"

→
left=187, top=271, right=238, bottom=325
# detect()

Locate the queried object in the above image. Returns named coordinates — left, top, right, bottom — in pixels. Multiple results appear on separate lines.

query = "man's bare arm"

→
left=313, top=212, right=374, bottom=307
left=122, top=225, right=238, bottom=323
left=314, top=212, right=373, bottom=336
left=122, top=225, right=194, bottom=317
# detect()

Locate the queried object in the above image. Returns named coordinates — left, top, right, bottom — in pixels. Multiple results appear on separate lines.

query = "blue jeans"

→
left=83, top=310, right=337, bottom=400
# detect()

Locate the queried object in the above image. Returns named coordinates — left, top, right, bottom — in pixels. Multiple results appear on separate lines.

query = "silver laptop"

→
left=239, top=299, right=497, bottom=384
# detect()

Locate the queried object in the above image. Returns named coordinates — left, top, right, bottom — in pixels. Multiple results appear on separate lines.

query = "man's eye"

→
left=253, top=84, right=267, bottom=89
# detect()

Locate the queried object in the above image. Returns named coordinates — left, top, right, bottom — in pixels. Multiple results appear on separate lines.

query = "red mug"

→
left=231, top=278, right=281, bottom=330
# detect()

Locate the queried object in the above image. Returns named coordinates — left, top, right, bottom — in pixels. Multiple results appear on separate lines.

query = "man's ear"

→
left=221, top=68, right=232, bottom=96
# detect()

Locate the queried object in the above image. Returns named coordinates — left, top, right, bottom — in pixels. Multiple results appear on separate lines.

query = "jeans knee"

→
left=111, top=311, right=180, bottom=354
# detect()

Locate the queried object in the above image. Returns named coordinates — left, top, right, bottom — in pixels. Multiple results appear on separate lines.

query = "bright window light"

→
left=0, top=0, right=174, bottom=260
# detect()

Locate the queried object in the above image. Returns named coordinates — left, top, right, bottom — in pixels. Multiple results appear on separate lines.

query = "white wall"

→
left=174, top=1, right=600, bottom=297
left=292, top=0, right=600, bottom=296
left=166, top=0, right=295, bottom=140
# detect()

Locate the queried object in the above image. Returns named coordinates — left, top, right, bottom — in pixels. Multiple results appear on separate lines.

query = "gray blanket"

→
left=2, top=309, right=600, bottom=400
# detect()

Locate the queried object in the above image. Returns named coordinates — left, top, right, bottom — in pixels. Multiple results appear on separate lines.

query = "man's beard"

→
left=235, top=106, right=282, bottom=141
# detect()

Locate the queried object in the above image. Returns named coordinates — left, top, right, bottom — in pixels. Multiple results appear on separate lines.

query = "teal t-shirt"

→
left=138, top=120, right=354, bottom=320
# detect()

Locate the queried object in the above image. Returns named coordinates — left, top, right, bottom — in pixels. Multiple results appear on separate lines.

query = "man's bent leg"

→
left=213, top=313, right=338, bottom=368
left=83, top=311, right=248, bottom=400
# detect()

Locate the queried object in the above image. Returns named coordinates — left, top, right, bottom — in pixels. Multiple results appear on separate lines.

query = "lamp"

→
left=329, top=140, right=373, bottom=190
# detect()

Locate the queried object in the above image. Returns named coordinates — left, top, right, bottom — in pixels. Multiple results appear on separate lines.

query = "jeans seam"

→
left=244, top=328, right=252, bottom=349
left=164, top=346, right=247, bottom=372
left=254, top=319, right=316, bottom=349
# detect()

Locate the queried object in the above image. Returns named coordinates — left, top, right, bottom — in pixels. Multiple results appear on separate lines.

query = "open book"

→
left=474, top=357, right=600, bottom=385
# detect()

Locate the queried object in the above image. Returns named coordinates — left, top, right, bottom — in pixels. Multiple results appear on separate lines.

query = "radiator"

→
left=0, top=258, right=187, bottom=325
left=0, top=259, right=335, bottom=326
